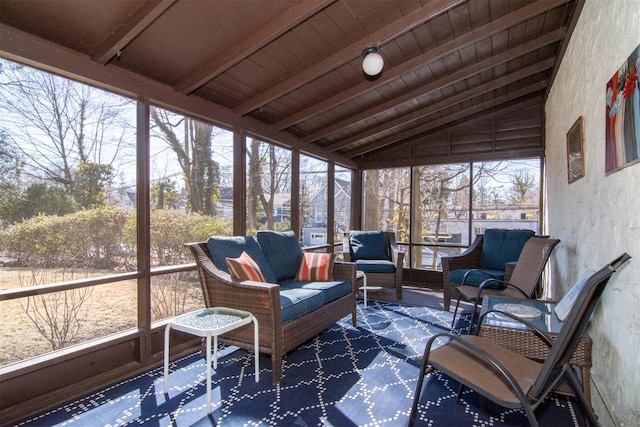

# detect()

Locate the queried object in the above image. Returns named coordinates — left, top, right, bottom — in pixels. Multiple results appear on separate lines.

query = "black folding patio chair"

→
left=409, top=253, right=631, bottom=427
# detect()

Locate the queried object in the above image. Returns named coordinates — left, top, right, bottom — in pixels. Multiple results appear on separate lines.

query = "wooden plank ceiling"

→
left=0, top=0, right=582, bottom=169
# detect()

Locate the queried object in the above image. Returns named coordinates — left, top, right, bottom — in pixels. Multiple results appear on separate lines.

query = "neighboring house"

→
left=301, top=178, right=351, bottom=246
left=217, top=186, right=234, bottom=218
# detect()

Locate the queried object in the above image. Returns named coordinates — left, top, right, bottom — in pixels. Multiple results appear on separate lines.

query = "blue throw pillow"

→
left=349, top=231, right=389, bottom=261
left=257, top=230, right=303, bottom=282
left=206, top=236, right=277, bottom=283
left=480, top=229, right=535, bottom=271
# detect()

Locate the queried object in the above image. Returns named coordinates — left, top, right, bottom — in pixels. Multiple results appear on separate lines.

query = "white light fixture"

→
left=362, top=47, right=384, bottom=77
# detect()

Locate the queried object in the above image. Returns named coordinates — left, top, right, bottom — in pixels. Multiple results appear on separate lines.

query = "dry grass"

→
left=0, top=267, right=203, bottom=367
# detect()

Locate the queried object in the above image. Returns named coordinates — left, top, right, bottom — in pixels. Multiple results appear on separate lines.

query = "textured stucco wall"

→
left=545, top=1, right=640, bottom=425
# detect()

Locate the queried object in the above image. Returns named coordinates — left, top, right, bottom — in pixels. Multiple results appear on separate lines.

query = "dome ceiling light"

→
left=362, top=47, right=384, bottom=78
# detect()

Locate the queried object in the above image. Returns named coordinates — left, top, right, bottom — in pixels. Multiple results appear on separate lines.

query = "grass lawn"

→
left=0, top=267, right=203, bottom=367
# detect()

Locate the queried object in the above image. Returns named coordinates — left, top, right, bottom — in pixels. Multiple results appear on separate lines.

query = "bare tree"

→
left=299, top=157, right=327, bottom=231
left=247, top=138, right=292, bottom=230
left=19, top=268, right=93, bottom=350
left=0, top=131, right=23, bottom=222
left=472, top=161, right=510, bottom=209
left=363, top=170, right=380, bottom=230
left=247, top=138, right=261, bottom=230
left=150, top=107, right=220, bottom=215
left=0, top=59, right=134, bottom=197
left=510, top=171, right=536, bottom=204
left=151, top=272, right=201, bottom=321
left=418, top=165, right=470, bottom=232
left=380, top=168, right=410, bottom=235
left=415, top=164, right=469, bottom=268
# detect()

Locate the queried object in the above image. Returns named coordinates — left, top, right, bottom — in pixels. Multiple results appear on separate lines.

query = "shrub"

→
left=123, top=210, right=232, bottom=266
left=0, top=206, right=131, bottom=268
left=0, top=207, right=232, bottom=268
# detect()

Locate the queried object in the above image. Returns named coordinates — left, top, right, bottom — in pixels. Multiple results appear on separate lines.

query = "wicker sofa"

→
left=185, top=231, right=357, bottom=384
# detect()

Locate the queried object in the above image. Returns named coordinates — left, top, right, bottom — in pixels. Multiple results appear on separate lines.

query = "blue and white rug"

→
left=16, top=301, right=587, bottom=426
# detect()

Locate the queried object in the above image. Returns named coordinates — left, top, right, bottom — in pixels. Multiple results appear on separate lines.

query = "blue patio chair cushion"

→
left=206, top=235, right=277, bottom=284
left=257, top=230, right=302, bottom=282
left=349, top=231, right=389, bottom=261
left=354, top=259, right=396, bottom=273
left=449, top=268, right=505, bottom=288
left=279, top=288, right=324, bottom=323
left=480, top=229, right=535, bottom=271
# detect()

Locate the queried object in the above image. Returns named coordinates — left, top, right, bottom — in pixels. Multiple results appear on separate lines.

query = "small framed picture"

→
left=566, top=116, right=584, bottom=184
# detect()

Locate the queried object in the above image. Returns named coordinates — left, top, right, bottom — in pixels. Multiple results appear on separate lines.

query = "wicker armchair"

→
left=343, top=230, right=404, bottom=299
left=442, top=229, right=535, bottom=311
left=185, top=241, right=357, bottom=384
left=450, top=236, right=560, bottom=329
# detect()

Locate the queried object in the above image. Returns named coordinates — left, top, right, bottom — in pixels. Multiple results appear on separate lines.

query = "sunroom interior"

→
left=0, top=0, right=638, bottom=425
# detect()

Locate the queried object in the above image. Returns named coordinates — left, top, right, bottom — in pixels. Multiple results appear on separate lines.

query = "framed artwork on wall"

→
left=605, top=43, right=640, bottom=174
left=567, top=116, right=584, bottom=184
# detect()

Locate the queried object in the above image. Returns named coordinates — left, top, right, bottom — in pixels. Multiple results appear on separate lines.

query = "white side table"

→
left=356, top=270, right=367, bottom=308
left=164, top=307, right=259, bottom=414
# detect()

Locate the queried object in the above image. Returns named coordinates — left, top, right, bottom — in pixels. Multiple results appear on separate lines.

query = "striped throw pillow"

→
left=226, top=251, right=266, bottom=282
left=295, top=252, right=335, bottom=281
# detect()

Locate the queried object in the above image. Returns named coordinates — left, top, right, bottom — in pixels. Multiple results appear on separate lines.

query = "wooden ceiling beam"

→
left=233, top=0, right=464, bottom=116
left=175, top=0, right=335, bottom=95
left=325, top=57, right=555, bottom=152
left=344, top=80, right=548, bottom=158
left=360, top=147, right=544, bottom=170
left=357, top=97, right=544, bottom=169
left=278, top=0, right=569, bottom=133
left=312, top=28, right=564, bottom=151
left=92, top=0, right=177, bottom=65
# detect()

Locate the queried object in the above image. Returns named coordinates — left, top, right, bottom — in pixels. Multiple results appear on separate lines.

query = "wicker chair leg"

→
left=271, top=354, right=282, bottom=384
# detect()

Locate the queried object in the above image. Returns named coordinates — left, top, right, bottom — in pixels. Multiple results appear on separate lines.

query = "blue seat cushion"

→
left=206, top=236, right=277, bottom=283
left=279, top=288, right=324, bottom=323
left=257, top=230, right=302, bottom=282
left=480, top=229, right=535, bottom=271
left=355, top=259, right=396, bottom=273
left=349, top=231, right=389, bottom=261
left=449, top=268, right=505, bottom=288
left=280, top=280, right=352, bottom=304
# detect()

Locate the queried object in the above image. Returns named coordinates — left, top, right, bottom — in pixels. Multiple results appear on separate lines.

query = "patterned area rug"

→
left=17, top=301, right=587, bottom=426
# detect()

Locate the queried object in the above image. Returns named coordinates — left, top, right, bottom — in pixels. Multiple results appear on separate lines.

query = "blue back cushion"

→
left=206, top=236, right=277, bottom=283
left=480, top=229, right=535, bottom=270
left=257, top=230, right=302, bottom=282
left=349, top=231, right=389, bottom=261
